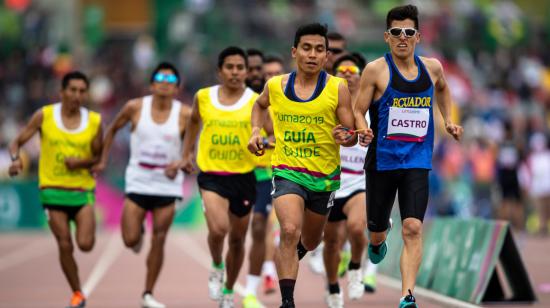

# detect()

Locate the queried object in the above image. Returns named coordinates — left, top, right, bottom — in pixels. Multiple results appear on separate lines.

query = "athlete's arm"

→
left=248, top=83, right=271, bottom=155
left=425, top=57, right=463, bottom=141
left=65, top=125, right=104, bottom=170
left=334, top=81, right=359, bottom=147
left=165, top=104, right=193, bottom=179
left=8, top=110, right=43, bottom=177
left=353, top=61, right=381, bottom=146
left=180, top=94, right=202, bottom=173
left=92, top=100, right=138, bottom=173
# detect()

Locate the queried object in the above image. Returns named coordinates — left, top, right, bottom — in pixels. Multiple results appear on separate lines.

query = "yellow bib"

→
left=269, top=74, right=343, bottom=192
left=39, top=103, right=101, bottom=191
left=196, top=86, right=258, bottom=174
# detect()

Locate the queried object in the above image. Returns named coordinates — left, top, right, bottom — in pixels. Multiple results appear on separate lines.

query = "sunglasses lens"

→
left=154, top=73, right=165, bottom=82
left=166, top=75, right=178, bottom=84
left=405, top=29, right=416, bottom=37
left=389, top=28, right=402, bottom=36
left=330, top=48, right=343, bottom=54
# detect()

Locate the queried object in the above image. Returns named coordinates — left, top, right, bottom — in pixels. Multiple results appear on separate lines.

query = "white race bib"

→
left=138, top=142, right=170, bottom=167
left=387, top=107, right=429, bottom=142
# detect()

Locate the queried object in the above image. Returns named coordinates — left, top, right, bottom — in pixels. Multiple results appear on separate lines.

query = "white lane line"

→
left=82, top=232, right=122, bottom=296
left=378, top=274, right=482, bottom=308
left=175, top=233, right=266, bottom=308
left=0, top=238, right=53, bottom=271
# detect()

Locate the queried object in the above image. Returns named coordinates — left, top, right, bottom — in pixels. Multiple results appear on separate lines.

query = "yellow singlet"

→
left=196, top=85, right=258, bottom=174
left=39, top=103, right=101, bottom=205
left=269, top=73, right=344, bottom=192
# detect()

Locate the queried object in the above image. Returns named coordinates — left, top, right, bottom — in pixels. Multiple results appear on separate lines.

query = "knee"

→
left=152, top=229, right=168, bottom=244
left=251, top=219, right=267, bottom=242
left=323, top=234, right=341, bottom=251
left=123, top=233, right=141, bottom=248
left=280, top=223, right=300, bottom=244
left=402, top=219, right=422, bottom=240
left=348, top=223, right=366, bottom=241
left=301, top=237, right=321, bottom=251
left=58, top=238, right=74, bottom=254
left=209, top=226, right=229, bottom=241
left=78, top=237, right=95, bottom=252
left=228, top=234, right=245, bottom=250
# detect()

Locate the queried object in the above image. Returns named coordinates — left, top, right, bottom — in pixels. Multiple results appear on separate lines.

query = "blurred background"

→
left=2, top=0, right=550, bottom=235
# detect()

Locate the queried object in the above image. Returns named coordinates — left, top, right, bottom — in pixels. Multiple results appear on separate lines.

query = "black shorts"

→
left=254, top=179, right=273, bottom=217
left=271, top=176, right=335, bottom=215
left=366, top=169, right=429, bottom=232
left=498, top=169, right=521, bottom=201
left=328, top=190, right=366, bottom=222
left=43, top=204, right=86, bottom=221
left=197, top=172, right=257, bottom=217
left=126, top=193, right=178, bottom=212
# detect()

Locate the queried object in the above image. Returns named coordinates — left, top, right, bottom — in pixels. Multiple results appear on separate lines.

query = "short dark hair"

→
left=264, top=55, right=284, bottom=66
left=327, top=32, right=345, bottom=42
left=246, top=48, right=265, bottom=61
left=293, top=23, right=328, bottom=49
left=62, top=71, right=89, bottom=89
left=333, top=54, right=366, bottom=73
left=386, top=4, right=419, bottom=29
left=218, top=46, right=248, bottom=69
left=350, top=52, right=367, bottom=70
left=150, top=62, right=181, bottom=85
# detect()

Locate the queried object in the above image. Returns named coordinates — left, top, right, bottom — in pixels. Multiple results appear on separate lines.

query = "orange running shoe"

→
left=67, top=291, right=86, bottom=308
left=263, top=275, right=276, bottom=295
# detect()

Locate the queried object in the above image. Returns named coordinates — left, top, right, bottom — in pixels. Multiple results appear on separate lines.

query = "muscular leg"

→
left=300, top=208, right=330, bottom=251
left=145, top=204, right=175, bottom=293
left=274, top=194, right=304, bottom=280
left=400, top=218, right=423, bottom=296
left=201, top=189, right=230, bottom=265
left=248, top=213, right=267, bottom=276
left=343, top=193, right=367, bottom=265
left=121, top=198, right=147, bottom=248
left=225, top=212, right=251, bottom=290
left=74, top=205, right=96, bottom=252
left=48, top=209, right=81, bottom=292
left=323, top=221, right=346, bottom=285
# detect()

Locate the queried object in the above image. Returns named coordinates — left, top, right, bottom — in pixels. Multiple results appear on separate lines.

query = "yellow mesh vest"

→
left=39, top=104, right=101, bottom=191
left=269, top=74, right=343, bottom=192
left=196, top=86, right=258, bottom=174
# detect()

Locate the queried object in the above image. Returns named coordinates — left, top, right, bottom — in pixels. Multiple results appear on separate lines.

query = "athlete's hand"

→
left=445, top=122, right=463, bottom=141
left=8, top=159, right=23, bottom=177
left=358, top=128, right=374, bottom=147
left=248, top=130, right=265, bottom=156
left=90, top=161, right=106, bottom=176
left=180, top=156, right=195, bottom=174
left=333, top=125, right=353, bottom=145
left=64, top=157, right=81, bottom=170
left=164, top=161, right=180, bottom=180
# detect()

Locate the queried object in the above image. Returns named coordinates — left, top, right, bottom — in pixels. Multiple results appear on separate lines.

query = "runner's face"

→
left=335, top=60, right=360, bottom=95
left=292, top=34, right=327, bottom=75
left=384, top=19, right=419, bottom=60
left=264, top=62, right=284, bottom=80
left=246, top=55, right=264, bottom=91
left=219, top=54, right=247, bottom=90
left=326, top=39, right=345, bottom=71
left=60, top=79, right=88, bottom=110
left=151, top=69, right=179, bottom=97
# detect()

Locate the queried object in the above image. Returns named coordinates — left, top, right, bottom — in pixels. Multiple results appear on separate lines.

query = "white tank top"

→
left=125, top=96, right=184, bottom=197
left=335, top=112, right=369, bottom=199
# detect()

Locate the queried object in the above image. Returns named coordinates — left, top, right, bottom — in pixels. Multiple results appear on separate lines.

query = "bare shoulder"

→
left=280, top=73, right=291, bottom=89
left=419, top=57, right=443, bottom=74
left=180, top=103, right=192, bottom=117
left=364, top=57, right=387, bottom=74
left=124, top=98, right=143, bottom=114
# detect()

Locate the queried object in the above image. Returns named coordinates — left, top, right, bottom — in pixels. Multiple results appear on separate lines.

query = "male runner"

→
left=180, top=46, right=259, bottom=308
left=323, top=54, right=367, bottom=308
left=246, top=48, right=266, bottom=93
left=325, top=32, right=347, bottom=74
left=264, top=55, right=285, bottom=80
left=352, top=5, right=463, bottom=307
left=93, top=62, right=190, bottom=308
left=248, top=23, right=371, bottom=308
left=9, top=71, right=102, bottom=308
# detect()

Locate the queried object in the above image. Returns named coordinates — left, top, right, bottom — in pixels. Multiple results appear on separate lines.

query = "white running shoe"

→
left=347, top=269, right=364, bottom=300
left=308, top=244, right=325, bottom=275
left=142, top=293, right=166, bottom=308
left=208, top=269, right=224, bottom=301
left=219, top=293, right=234, bottom=308
left=325, top=292, right=344, bottom=308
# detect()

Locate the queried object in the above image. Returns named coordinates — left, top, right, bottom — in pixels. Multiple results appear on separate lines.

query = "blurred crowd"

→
left=1, top=0, right=550, bottom=235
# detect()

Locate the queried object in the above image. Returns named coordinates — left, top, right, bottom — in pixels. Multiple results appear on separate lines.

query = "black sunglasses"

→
left=328, top=47, right=344, bottom=55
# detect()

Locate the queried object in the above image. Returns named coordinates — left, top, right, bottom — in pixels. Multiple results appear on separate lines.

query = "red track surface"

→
left=0, top=230, right=548, bottom=308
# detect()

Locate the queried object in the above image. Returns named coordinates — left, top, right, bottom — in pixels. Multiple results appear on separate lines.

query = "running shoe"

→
left=325, top=292, right=344, bottom=308
left=308, top=245, right=325, bottom=275
left=363, top=273, right=377, bottom=293
left=337, top=250, right=351, bottom=277
left=208, top=268, right=224, bottom=300
left=347, top=269, right=364, bottom=300
left=368, top=241, right=387, bottom=264
left=398, top=290, right=418, bottom=308
left=242, top=294, right=261, bottom=308
left=66, top=291, right=86, bottom=308
left=219, top=293, right=234, bottom=308
left=142, top=293, right=166, bottom=308
left=263, top=275, right=277, bottom=294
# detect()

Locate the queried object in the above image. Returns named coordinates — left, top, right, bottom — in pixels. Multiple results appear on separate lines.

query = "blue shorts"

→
left=254, top=180, right=273, bottom=216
